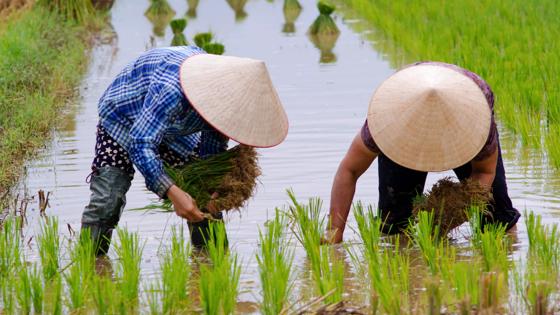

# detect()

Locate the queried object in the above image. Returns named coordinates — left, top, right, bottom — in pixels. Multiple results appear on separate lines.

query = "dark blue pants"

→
left=377, top=142, right=520, bottom=234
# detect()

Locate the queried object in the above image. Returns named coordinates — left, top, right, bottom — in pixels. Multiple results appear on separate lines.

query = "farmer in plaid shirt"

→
left=81, top=46, right=288, bottom=255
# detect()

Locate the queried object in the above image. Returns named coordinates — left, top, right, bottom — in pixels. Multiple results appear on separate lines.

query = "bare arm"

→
left=470, top=148, right=498, bottom=188
left=326, top=133, right=378, bottom=243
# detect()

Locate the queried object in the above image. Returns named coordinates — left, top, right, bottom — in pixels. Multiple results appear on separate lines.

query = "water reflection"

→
left=282, top=0, right=302, bottom=34
left=308, top=32, right=339, bottom=64
left=145, top=0, right=176, bottom=37
left=186, top=0, right=199, bottom=18
left=225, top=0, right=248, bottom=22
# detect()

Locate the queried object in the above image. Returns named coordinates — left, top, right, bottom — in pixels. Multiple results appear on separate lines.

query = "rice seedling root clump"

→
left=166, top=145, right=260, bottom=213
left=413, top=177, right=492, bottom=235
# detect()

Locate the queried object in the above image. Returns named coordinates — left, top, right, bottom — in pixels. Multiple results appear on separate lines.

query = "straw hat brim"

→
left=180, top=54, right=289, bottom=148
left=367, top=64, right=491, bottom=172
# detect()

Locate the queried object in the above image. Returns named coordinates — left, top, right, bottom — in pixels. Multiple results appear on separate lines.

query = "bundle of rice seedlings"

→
left=144, top=0, right=176, bottom=37
left=308, top=1, right=339, bottom=36
left=193, top=32, right=225, bottom=55
left=164, top=145, right=260, bottom=214
left=413, top=177, right=493, bottom=236
left=37, top=0, right=95, bottom=23
left=307, top=2, right=339, bottom=63
left=282, top=0, right=302, bottom=34
left=170, top=18, right=188, bottom=46
left=225, top=0, right=248, bottom=21
left=186, top=0, right=199, bottom=18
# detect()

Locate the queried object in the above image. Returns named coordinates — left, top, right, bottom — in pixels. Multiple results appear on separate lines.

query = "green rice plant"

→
left=353, top=201, right=382, bottom=260
left=478, top=271, right=506, bottom=313
left=525, top=211, right=560, bottom=269
left=313, top=245, right=345, bottom=304
left=256, top=210, right=294, bottom=315
left=375, top=244, right=410, bottom=315
left=450, top=261, right=480, bottom=315
left=286, top=190, right=324, bottom=254
left=523, top=266, right=555, bottom=315
left=287, top=191, right=344, bottom=304
left=160, top=226, right=191, bottom=314
left=425, top=276, right=443, bottom=315
left=478, top=224, right=509, bottom=273
left=170, top=18, right=188, bottom=46
left=0, top=216, right=22, bottom=279
left=308, top=1, right=340, bottom=36
left=65, top=230, right=96, bottom=311
left=411, top=210, right=441, bottom=274
left=30, top=264, right=44, bottom=314
left=1, top=275, right=15, bottom=314
left=37, top=217, right=60, bottom=280
left=44, top=275, right=63, bottom=315
left=92, top=275, right=120, bottom=315
left=114, top=228, right=144, bottom=306
left=16, top=261, right=33, bottom=314
left=37, top=0, right=95, bottom=23
left=199, top=222, right=241, bottom=315
left=145, top=281, right=161, bottom=315
left=192, top=32, right=226, bottom=56
left=467, top=204, right=484, bottom=246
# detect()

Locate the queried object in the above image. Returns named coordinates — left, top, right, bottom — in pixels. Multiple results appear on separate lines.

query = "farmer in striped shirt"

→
left=326, top=62, right=520, bottom=243
left=81, top=46, right=288, bottom=254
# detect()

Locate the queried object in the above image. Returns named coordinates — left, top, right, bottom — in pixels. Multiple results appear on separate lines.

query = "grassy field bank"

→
left=335, top=0, right=560, bottom=167
left=0, top=6, right=97, bottom=198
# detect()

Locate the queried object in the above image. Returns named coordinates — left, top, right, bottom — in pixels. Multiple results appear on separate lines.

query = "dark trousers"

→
left=377, top=142, right=520, bottom=234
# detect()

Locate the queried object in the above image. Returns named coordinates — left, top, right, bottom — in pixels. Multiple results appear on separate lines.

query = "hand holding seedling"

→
left=167, top=185, right=205, bottom=222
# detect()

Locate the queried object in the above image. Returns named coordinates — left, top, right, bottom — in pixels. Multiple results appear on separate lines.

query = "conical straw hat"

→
left=180, top=54, right=289, bottom=148
left=367, top=64, right=491, bottom=172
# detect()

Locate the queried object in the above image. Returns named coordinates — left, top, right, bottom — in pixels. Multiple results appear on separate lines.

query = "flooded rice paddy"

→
left=11, top=0, right=560, bottom=313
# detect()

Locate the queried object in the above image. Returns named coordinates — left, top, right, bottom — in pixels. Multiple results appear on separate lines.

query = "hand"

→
left=167, top=185, right=204, bottom=222
left=207, top=192, right=220, bottom=214
left=321, top=228, right=343, bottom=245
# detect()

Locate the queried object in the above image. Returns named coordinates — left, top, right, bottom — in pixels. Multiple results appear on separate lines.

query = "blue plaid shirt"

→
left=98, top=46, right=228, bottom=198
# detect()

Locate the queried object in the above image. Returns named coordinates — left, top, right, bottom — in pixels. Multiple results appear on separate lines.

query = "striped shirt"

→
left=98, top=46, right=227, bottom=198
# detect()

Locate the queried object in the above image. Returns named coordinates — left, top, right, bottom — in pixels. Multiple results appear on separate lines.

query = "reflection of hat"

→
left=367, top=64, right=491, bottom=172
left=180, top=54, right=289, bottom=148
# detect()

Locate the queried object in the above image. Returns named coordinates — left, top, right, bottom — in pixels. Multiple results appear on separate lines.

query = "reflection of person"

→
left=326, top=62, right=520, bottom=243
left=81, top=46, right=288, bottom=255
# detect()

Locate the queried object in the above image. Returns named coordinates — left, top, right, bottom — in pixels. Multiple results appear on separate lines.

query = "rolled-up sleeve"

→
left=128, top=80, right=183, bottom=198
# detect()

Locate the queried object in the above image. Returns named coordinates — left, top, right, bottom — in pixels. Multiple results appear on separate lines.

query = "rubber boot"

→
left=188, top=211, right=228, bottom=249
left=81, top=166, right=133, bottom=256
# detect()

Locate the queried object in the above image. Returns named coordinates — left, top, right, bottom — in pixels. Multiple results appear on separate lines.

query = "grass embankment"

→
left=0, top=6, right=96, bottom=199
left=335, top=0, right=560, bottom=167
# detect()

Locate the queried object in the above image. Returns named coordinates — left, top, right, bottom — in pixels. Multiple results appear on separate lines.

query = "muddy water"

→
left=16, top=0, right=560, bottom=312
